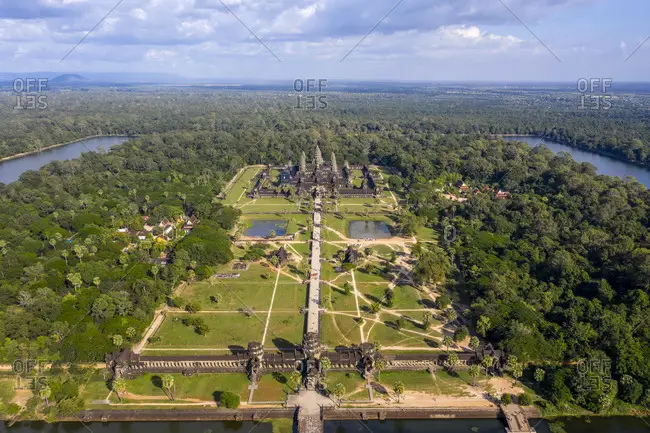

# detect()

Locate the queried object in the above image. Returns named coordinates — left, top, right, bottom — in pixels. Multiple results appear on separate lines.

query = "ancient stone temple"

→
left=247, top=342, right=265, bottom=382
left=248, top=145, right=381, bottom=199
left=302, top=332, right=321, bottom=390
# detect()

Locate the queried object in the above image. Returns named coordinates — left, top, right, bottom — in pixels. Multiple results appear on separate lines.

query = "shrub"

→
left=453, top=326, right=469, bottom=342
left=185, top=302, right=202, bottom=313
left=518, top=393, right=533, bottom=406
left=220, top=391, right=240, bottom=409
left=436, top=294, right=451, bottom=309
left=619, top=375, right=643, bottom=404
left=501, top=393, right=512, bottom=404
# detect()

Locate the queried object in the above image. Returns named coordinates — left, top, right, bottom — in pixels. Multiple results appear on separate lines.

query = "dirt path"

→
left=350, top=270, right=365, bottom=343
left=262, top=268, right=282, bottom=345
left=134, top=310, right=166, bottom=354
left=284, top=243, right=305, bottom=261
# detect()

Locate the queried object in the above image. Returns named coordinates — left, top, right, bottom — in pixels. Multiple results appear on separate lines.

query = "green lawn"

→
left=81, top=373, right=111, bottom=401
left=366, top=314, right=442, bottom=348
left=140, top=349, right=235, bottom=356
left=325, top=371, right=369, bottom=401
left=183, top=280, right=275, bottom=311
left=254, top=373, right=293, bottom=402
left=321, top=314, right=362, bottom=348
left=390, top=284, right=427, bottom=310
left=353, top=267, right=390, bottom=284
left=324, top=283, right=358, bottom=312
left=266, top=313, right=305, bottom=349
left=356, top=283, right=391, bottom=310
left=285, top=241, right=311, bottom=259
left=114, top=373, right=250, bottom=403
left=376, top=371, right=437, bottom=395
left=238, top=197, right=300, bottom=214
left=272, top=283, right=307, bottom=311
left=222, top=167, right=261, bottom=205
left=320, top=259, right=341, bottom=282
left=371, top=245, right=399, bottom=259
left=416, top=225, right=439, bottom=242
left=376, top=369, right=476, bottom=398
left=151, top=313, right=265, bottom=348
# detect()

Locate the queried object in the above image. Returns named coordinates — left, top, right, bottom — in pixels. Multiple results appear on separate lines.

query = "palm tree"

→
left=393, top=381, right=405, bottom=403
left=374, top=358, right=386, bottom=380
left=511, top=363, right=523, bottom=385
left=442, top=335, right=454, bottom=353
left=151, top=265, right=160, bottom=282
left=477, top=315, right=491, bottom=337
left=112, top=334, right=123, bottom=346
left=469, top=365, right=481, bottom=386
left=289, top=371, right=302, bottom=392
left=112, top=378, right=127, bottom=403
left=444, top=352, right=460, bottom=372
left=320, top=357, right=332, bottom=377
left=332, top=383, right=346, bottom=406
left=39, top=385, right=51, bottom=406
left=422, top=311, right=432, bottom=330
left=481, top=355, right=494, bottom=375
left=469, top=336, right=480, bottom=353
left=162, top=374, right=175, bottom=401
left=61, top=250, right=69, bottom=266
left=534, top=368, right=546, bottom=384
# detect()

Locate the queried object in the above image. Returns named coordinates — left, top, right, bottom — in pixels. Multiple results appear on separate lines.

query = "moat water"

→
left=5, top=417, right=650, bottom=432
left=505, top=136, right=650, bottom=188
left=348, top=220, right=392, bottom=239
left=0, top=136, right=131, bottom=184
left=244, top=220, right=288, bottom=237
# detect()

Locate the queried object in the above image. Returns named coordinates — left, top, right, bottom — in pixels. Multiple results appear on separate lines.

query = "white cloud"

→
left=130, top=8, right=147, bottom=21
left=146, top=49, right=178, bottom=62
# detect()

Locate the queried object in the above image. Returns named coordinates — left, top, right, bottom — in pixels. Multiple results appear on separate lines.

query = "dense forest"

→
left=0, top=92, right=650, bottom=414
left=1, top=88, right=649, bottom=163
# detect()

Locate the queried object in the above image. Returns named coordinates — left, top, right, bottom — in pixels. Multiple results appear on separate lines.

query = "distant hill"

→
left=50, top=74, right=89, bottom=84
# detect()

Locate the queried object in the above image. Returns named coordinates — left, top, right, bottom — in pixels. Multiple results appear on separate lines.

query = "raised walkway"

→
left=307, top=193, right=322, bottom=335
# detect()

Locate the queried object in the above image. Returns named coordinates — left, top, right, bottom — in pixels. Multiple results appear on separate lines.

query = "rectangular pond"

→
left=244, top=220, right=288, bottom=237
left=348, top=220, right=392, bottom=239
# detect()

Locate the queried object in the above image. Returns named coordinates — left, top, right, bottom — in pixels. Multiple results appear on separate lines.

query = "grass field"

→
left=266, top=313, right=305, bottom=348
left=366, top=314, right=442, bottom=348
left=321, top=314, right=362, bottom=348
left=113, top=373, right=251, bottom=403
left=182, top=263, right=276, bottom=310
left=324, top=283, right=358, bottom=312
left=254, top=373, right=293, bottom=402
left=272, top=283, right=307, bottom=311
left=376, top=370, right=475, bottom=397
left=222, top=167, right=261, bottom=205
left=238, top=197, right=300, bottom=214
left=325, top=371, right=369, bottom=401
left=151, top=313, right=265, bottom=348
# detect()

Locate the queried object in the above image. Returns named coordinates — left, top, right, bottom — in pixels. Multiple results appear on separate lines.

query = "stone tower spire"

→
left=315, top=145, right=323, bottom=168
left=331, top=152, right=338, bottom=175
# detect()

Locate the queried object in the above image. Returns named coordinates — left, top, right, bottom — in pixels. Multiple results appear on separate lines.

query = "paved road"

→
left=306, top=194, right=322, bottom=335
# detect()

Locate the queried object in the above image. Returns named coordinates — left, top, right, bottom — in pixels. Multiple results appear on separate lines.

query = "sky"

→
left=0, top=0, right=649, bottom=82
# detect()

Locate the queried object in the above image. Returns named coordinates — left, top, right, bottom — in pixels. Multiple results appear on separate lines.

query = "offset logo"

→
left=12, top=359, right=49, bottom=390
left=294, top=78, right=328, bottom=110
left=577, top=78, right=612, bottom=111
left=13, top=78, right=49, bottom=110
left=575, top=357, right=613, bottom=392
